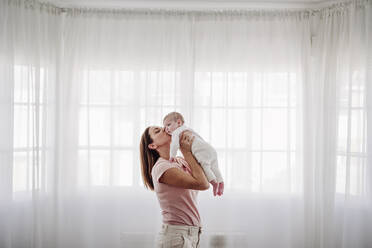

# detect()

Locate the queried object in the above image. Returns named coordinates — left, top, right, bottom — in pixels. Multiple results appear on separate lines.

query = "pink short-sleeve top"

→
left=151, top=157, right=201, bottom=227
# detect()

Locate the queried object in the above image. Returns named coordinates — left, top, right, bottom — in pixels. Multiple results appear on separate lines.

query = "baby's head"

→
left=163, top=112, right=185, bottom=135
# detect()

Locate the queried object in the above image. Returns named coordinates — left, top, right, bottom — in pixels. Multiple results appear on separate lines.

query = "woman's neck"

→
left=157, top=145, right=170, bottom=160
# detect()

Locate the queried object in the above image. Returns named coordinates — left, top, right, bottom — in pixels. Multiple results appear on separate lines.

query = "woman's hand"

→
left=179, top=131, right=195, bottom=155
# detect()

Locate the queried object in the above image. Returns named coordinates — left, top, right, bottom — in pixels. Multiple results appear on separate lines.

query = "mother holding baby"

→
left=139, top=112, right=224, bottom=248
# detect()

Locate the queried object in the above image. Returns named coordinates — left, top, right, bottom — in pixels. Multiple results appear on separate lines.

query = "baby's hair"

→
left=163, top=112, right=185, bottom=124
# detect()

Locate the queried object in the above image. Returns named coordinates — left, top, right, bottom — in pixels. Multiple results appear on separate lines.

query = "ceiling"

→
left=42, top=0, right=345, bottom=10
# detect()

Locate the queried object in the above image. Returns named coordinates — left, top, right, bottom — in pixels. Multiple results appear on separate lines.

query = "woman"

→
left=140, top=126, right=210, bottom=248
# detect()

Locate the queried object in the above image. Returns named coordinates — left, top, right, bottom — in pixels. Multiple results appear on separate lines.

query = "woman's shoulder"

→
left=152, top=157, right=188, bottom=172
left=153, top=157, right=178, bottom=173
left=151, top=157, right=184, bottom=184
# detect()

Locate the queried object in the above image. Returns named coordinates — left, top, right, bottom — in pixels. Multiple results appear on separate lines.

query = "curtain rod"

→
left=57, top=0, right=369, bottom=13
left=12, top=0, right=372, bottom=15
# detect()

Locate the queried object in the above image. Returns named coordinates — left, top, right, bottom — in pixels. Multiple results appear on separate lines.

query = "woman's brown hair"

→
left=140, top=127, right=160, bottom=191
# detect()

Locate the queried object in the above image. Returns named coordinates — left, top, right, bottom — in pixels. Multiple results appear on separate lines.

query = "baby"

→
left=163, top=112, right=224, bottom=196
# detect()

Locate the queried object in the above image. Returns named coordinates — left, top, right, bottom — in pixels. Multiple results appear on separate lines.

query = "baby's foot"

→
left=217, top=182, right=224, bottom=196
left=210, top=180, right=218, bottom=196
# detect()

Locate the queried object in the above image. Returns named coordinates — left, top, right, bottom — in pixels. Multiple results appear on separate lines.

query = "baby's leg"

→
left=191, top=139, right=217, bottom=183
left=197, top=161, right=219, bottom=196
left=210, top=161, right=224, bottom=183
left=208, top=148, right=223, bottom=183
left=195, top=162, right=218, bottom=195
left=199, top=163, right=217, bottom=183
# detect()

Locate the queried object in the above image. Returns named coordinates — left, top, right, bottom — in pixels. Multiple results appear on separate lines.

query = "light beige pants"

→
left=156, top=224, right=202, bottom=248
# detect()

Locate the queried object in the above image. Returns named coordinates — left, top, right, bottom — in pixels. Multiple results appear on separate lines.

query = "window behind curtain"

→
left=13, top=67, right=367, bottom=197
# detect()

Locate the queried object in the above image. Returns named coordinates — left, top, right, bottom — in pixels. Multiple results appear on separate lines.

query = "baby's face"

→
left=163, top=118, right=182, bottom=135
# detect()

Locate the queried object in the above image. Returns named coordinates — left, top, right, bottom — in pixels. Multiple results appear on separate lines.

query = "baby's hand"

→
left=169, top=157, right=175, bottom=163
left=210, top=180, right=218, bottom=196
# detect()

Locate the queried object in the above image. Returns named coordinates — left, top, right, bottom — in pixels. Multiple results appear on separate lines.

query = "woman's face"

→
left=148, top=126, right=171, bottom=149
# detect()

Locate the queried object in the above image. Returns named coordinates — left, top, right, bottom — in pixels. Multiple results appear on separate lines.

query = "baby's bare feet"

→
left=210, top=180, right=218, bottom=196
left=217, top=182, right=224, bottom=196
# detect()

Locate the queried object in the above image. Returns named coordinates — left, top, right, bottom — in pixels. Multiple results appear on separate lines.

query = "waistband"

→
left=161, top=224, right=202, bottom=236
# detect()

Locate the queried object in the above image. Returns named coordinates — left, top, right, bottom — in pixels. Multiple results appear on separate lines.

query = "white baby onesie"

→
left=169, top=125, right=223, bottom=183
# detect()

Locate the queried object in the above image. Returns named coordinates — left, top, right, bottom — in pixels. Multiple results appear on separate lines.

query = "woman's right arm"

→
left=159, top=132, right=209, bottom=190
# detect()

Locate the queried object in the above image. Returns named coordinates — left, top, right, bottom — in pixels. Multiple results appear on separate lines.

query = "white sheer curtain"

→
left=305, top=2, right=372, bottom=247
left=1, top=0, right=371, bottom=248
left=0, top=0, right=61, bottom=247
